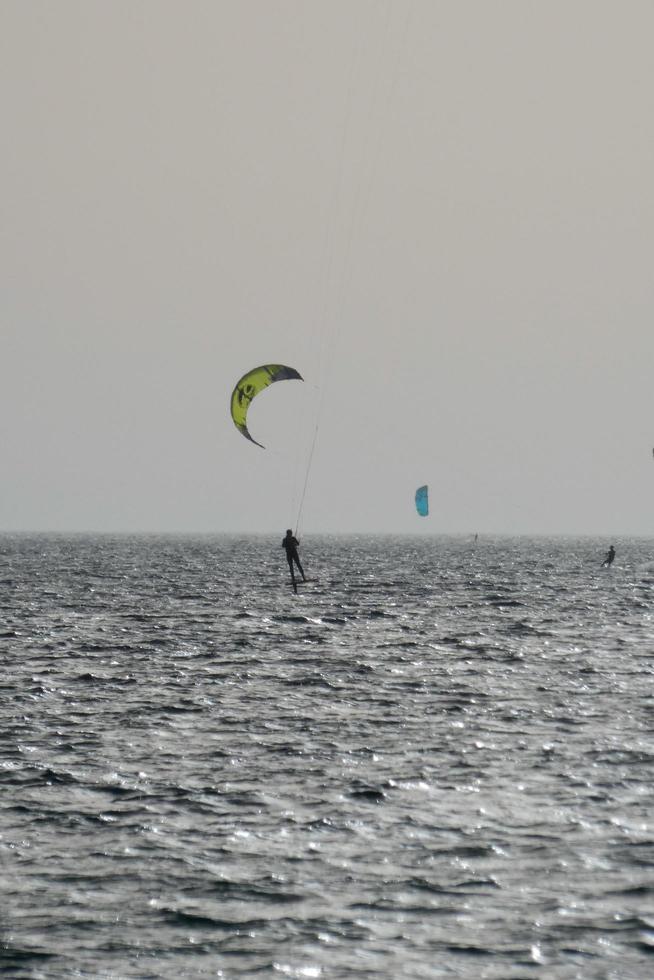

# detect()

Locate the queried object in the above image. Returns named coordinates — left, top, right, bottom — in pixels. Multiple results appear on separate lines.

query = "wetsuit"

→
left=282, top=533, right=305, bottom=580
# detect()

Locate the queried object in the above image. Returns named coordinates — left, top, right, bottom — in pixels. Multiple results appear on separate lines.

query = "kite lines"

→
left=289, top=3, right=413, bottom=536
left=230, top=5, right=413, bottom=537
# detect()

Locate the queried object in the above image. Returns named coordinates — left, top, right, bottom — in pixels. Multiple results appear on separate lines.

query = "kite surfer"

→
left=282, top=529, right=306, bottom=592
left=602, top=545, right=616, bottom=568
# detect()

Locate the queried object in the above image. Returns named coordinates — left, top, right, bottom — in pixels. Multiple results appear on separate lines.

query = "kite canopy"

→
left=415, top=485, right=429, bottom=517
left=230, top=364, right=303, bottom=448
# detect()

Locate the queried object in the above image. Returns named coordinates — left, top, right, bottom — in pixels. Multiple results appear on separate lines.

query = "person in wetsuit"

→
left=282, top=529, right=306, bottom=586
left=603, top=545, right=616, bottom=567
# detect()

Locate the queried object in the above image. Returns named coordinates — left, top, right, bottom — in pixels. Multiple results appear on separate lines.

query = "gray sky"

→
left=2, top=1, right=653, bottom=535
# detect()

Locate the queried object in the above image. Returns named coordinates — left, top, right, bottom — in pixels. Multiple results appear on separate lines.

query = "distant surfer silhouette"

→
left=282, top=529, right=306, bottom=592
left=602, top=545, right=616, bottom=568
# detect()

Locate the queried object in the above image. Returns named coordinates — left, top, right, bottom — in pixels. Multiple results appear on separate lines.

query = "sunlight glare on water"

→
left=1, top=533, right=653, bottom=979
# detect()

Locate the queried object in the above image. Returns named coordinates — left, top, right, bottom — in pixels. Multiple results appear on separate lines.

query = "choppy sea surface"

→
left=1, top=534, right=654, bottom=980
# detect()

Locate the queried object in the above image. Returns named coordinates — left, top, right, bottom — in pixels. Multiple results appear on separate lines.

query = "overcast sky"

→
left=2, top=1, right=653, bottom=535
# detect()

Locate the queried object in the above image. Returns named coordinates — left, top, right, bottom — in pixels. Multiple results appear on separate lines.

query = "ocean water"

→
left=1, top=533, right=653, bottom=980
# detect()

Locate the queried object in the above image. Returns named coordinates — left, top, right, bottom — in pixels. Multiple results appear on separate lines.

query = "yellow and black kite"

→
left=230, top=364, right=303, bottom=448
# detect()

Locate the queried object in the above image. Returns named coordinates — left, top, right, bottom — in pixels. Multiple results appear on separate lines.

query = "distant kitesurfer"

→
left=603, top=545, right=616, bottom=567
left=282, top=529, right=306, bottom=591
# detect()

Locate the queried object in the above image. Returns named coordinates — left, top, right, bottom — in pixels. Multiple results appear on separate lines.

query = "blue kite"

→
left=415, top=485, right=428, bottom=517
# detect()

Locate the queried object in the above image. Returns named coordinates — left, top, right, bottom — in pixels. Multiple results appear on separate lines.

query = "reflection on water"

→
left=1, top=534, right=653, bottom=979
